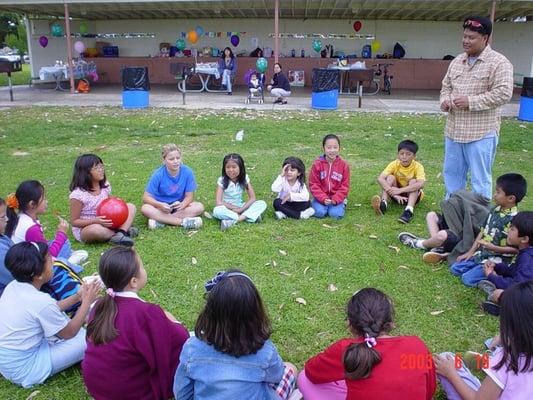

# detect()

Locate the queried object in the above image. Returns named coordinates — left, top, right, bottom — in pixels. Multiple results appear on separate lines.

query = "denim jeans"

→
left=443, top=135, right=498, bottom=200
left=311, top=199, right=345, bottom=219
left=450, top=260, right=486, bottom=287
left=221, top=70, right=232, bottom=92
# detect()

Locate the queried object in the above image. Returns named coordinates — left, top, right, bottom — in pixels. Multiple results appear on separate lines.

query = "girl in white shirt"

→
left=271, top=157, right=315, bottom=220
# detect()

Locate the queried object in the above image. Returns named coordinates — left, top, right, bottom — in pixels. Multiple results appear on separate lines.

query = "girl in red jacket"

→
left=298, top=288, right=436, bottom=400
left=309, top=134, right=350, bottom=219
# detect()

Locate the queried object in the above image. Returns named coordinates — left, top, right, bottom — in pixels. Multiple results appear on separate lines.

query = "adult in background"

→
left=218, top=47, right=237, bottom=95
left=440, top=16, right=513, bottom=200
left=267, top=63, right=291, bottom=104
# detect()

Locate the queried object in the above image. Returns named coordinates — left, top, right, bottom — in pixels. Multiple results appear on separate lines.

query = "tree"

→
left=0, top=12, right=27, bottom=53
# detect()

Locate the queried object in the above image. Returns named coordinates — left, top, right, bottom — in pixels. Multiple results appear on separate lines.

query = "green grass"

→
left=0, top=63, right=31, bottom=86
left=0, top=107, right=531, bottom=399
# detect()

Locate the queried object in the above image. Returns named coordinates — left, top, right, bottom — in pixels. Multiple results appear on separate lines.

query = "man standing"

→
left=440, top=16, right=513, bottom=200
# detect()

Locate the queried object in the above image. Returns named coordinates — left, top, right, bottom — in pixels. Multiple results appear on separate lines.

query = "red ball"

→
left=96, top=197, right=129, bottom=229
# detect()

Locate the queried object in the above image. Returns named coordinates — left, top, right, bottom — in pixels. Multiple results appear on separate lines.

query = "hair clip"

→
left=204, top=270, right=252, bottom=292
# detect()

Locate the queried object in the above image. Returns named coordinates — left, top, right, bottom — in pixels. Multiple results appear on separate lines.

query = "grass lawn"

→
left=0, top=63, right=31, bottom=87
left=0, top=107, right=531, bottom=399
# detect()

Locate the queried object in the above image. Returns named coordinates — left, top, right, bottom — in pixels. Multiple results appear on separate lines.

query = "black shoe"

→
left=482, top=301, right=500, bottom=316
left=227, top=92, right=232, bottom=95
left=398, top=209, right=413, bottom=224
left=273, top=98, right=282, bottom=104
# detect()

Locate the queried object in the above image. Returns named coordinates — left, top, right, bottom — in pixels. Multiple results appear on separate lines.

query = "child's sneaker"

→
left=398, top=209, right=413, bottom=224
left=398, top=232, right=424, bottom=249
left=300, top=207, right=315, bottom=219
left=371, top=195, right=387, bottom=215
left=68, top=250, right=89, bottom=265
left=482, top=300, right=500, bottom=316
left=220, top=219, right=236, bottom=231
left=127, top=227, right=139, bottom=238
left=109, top=231, right=134, bottom=246
left=422, top=251, right=448, bottom=264
left=275, top=211, right=287, bottom=220
left=477, top=280, right=497, bottom=297
left=148, top=218, right=165, bottom=230
left=182, top=217, right=203, bottom=230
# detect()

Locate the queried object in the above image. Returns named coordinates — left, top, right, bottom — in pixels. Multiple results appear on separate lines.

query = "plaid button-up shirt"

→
left=440, top=45, right=513, bottom=143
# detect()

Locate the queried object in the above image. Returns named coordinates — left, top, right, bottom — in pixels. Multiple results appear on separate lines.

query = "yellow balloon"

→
left=371, top=40, right=381, bottom=53
left=187, top=30, right=198, bottom=44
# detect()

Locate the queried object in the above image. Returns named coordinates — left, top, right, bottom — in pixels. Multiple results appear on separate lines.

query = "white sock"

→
left=415, top=239, right=425, bottom=249
left=405, top=206, right=414, bottom=212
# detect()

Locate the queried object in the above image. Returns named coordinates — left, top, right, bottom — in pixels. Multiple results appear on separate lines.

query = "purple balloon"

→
left=39, top=35, right=48, bottom=48
left=230, top=35, right=240, bottom=47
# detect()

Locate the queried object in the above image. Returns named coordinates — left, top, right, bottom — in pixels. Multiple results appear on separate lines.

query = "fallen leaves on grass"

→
left=328, top=283, right=338, bottom=292
left=279, top=271, right=292, bottom=277
left=272, top=260, right=278, bottom=267
left=303, top=266, right=310, bottom=275
left=191, top=257, right=198, bottom=265
left=398, top=265, right=410, bottom=270
left=186, top=230, right=198, bottom=238
left=322, top=224, right=334, bottom=229
left=430, top=310, right=445, bottom=316
left=203, top=211, right=213, bottom=219
left=295, top=297, right=307, bottom=305
left=12, top=151, right=29, bottom=156
left=26, top=391, right=40, bottom=400
left=279, top=249, right=287, bottom=256
left=388, top=245, right=400, bottom=254
left=369, top=235, right=378, bottom=239
left=149, top=288, right=157, bottom=299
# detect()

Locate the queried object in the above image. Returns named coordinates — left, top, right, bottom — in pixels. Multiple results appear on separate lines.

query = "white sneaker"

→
left=300, top=207, right=315, bottom=219
left=68, top=250, right=89, bottom=265
left=275, top=211, right=287, bottom=220
left=182, top=217, right=203, bottom=229
left=148, top=218, right=165, bottom=230
left=220, top=219, right=236, bottom=231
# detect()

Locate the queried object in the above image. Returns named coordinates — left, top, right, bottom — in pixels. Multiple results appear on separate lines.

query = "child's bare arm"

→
left=456, top=231, right=483, bottom=261
left=476, top=240, right=518, bottom=255
left=238, top=182, right=257, bottom=213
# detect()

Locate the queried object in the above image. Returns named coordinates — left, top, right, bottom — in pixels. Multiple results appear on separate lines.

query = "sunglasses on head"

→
left=464, top=19, right=483, bottom=28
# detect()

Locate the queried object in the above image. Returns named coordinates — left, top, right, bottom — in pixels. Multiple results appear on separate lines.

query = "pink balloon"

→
left=39, top=36, right=48, bottom=48
left=74, top=41, right=85, bottom=54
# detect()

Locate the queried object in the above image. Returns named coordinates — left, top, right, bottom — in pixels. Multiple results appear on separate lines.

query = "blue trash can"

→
left=518, top=77, right=533, bottom=122
left=121, top=66, right=150, bottom=109
left=311, top=68, right=339, bottom=110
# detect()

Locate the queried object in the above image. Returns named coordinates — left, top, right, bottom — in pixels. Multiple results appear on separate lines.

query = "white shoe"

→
left=148, top=218, right=165, bottom=230
left=68, top=250, right=89, bottom=265
left=300, top=207, right=315, bottom=219
left=221, top=219, right=236, bottom=231
left=182, top=217, right=203, bottom=229
left=275, top=211, right=287, bottom=220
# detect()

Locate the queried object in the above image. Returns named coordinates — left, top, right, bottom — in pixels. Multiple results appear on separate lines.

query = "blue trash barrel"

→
left=311, top=68, right=339, bottom=110
left=518, top=77, right=533, bottom=122
left=122, top=66, right=150, bottom=109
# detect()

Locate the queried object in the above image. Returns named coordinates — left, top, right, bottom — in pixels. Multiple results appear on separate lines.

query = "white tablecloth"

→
left=195, top=62, right=220, bottom=79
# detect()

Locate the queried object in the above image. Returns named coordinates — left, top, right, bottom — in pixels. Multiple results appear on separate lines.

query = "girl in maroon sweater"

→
left=82, top=247, right=189, bottom=400
left=298, top=288, right=436, bottom=400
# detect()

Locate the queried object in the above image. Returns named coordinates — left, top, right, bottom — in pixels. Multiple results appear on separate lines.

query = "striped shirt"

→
left=440, top=45, right=513, bottom=143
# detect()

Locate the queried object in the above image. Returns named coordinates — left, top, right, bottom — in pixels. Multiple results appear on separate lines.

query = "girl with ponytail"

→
left=298, top=288, right=436, bottom=400
left=82, top=247, right=189, bottom=400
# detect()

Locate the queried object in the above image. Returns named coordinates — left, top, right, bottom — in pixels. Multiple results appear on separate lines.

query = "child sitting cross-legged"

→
left=477, top=211, right=533, bottom=316
left=372, top=140, right=426, bottom=224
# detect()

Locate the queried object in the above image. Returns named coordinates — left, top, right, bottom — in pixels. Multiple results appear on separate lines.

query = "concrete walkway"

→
left=0, top=83, right=521, bottom=116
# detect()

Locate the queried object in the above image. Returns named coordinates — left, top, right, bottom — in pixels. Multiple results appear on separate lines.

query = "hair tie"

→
left=30, top=242, right=41, bottom=252
left=204, top=270, right=252, bottom=293
left=6, top=193, right=19, bottom=210
left=364, top=334, right=377, bottom=349
left=106, top=288, right=116, bottom=298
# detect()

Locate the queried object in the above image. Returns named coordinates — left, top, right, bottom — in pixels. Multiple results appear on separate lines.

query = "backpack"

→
left=41, top=260, right=83, bottom=316
left=393, top=42, right=406, bottom=59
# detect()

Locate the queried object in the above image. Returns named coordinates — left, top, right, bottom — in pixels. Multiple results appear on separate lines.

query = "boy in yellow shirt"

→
left=372, top=140, right=426, bottom=224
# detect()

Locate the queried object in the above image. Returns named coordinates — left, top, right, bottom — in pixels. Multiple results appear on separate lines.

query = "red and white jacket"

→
left=309, top=155, right=350, bottom=205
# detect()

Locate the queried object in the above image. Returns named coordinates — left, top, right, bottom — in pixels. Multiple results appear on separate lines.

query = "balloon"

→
left=74, top=41, right=85, bottom=54
left=187, top=30, right=198, bottom=44
left=96, top=197, right=129, bottom=229
left=79, top=22, right=89, bottom=35
left=353, top=21, right=362, bottom=32
left=256, top=57, right=268, bottom=73
left=39, top=36, right=48, bottom=48
left=175, top=38, right=186, bottom=51
left=51, top=23, right=64, bottom=37
left=371, top=40, right=381, bottom=53
left=312, top=39, right=322, bottom=53
left=195, top=25, right=204, bottom=36
left=230, top=34, right=240, bottom=47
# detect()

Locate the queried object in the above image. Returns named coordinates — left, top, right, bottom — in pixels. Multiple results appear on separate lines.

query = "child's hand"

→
left=281, top=193, right=291, bottom=204
left=432, top=354, right=456, bottom=378
left=57, top=217, right=69, bottom=233
left=170, top=200, right=183, bottom=211
left=281, top=164, right=288, bottom=177
left=392, top=195, right=406, bottom=204
left=324, top=198, right=332, bottom=205
left=159, top=202, right=172, bottom=213
left=95, top=216, right=113, bottom=228
left=483, top=261, right=495, bottom=276
left=456, top=252, right=472, bottom=262
left=389, top=187, right=403, bottom=196
left=440, top=100, right=451, bottom=112
left=80, top=281, right=101, bottom=304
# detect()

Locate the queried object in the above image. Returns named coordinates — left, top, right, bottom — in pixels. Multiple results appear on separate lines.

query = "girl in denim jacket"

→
left=173, top=270, right=297, bottom=400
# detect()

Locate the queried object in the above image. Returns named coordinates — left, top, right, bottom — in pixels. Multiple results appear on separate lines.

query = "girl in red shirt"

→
left=298, top=288, right=436, bottom=400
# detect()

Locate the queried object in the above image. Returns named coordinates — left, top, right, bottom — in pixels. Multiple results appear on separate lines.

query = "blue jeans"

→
left=443, top=135, right=498, bottom=200
left=450, top=260, right=485, bottom=287
left=311, top=199, right=345, bottom=219
left=221, top=70, right=232, bottom=92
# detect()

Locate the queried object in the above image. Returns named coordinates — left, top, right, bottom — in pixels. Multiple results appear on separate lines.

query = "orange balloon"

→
left=187, top=30, right=198, bottom=44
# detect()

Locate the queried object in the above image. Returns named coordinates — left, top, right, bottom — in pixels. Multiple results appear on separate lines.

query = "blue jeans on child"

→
left=450, top=260, right=485, bottom=287
left=311, top=199, right=345, bottom=219
left=437, top=352, right=481, bottom=400
left=443, top=135, right=498, bottom=200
